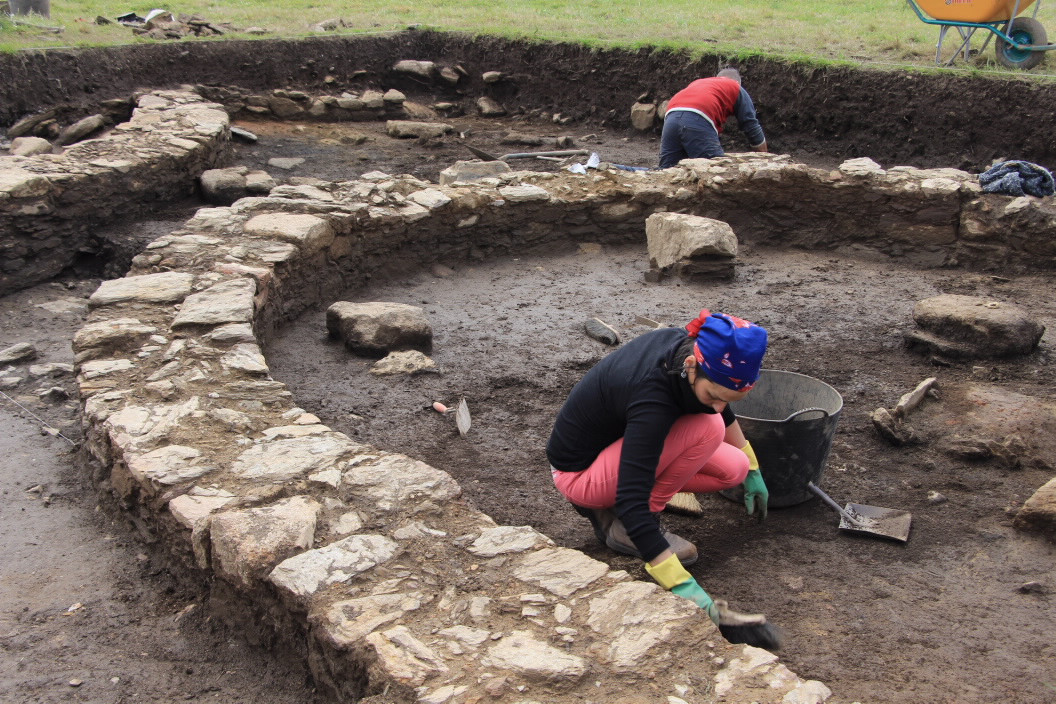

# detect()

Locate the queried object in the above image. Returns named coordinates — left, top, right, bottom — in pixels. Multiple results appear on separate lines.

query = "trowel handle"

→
left=806, top=481, right=868, bottom=528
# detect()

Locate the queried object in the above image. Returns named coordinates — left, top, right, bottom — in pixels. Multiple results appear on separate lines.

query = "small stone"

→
left=1018, top=581, right=1047, bottom=594
left=927, top=491, right=947, bottom=504
left=430, top=263, right=455, bottom=278
left=268, top=157, right=305, bottom=170
left=0, top=342, right=37, bottom=365
left=38, top=386, right=69, bottom=403
left=476, top=97, right=507, bottom=118
left=230, top=126, right=258, bottom=143
left=9, top=136, right=53, bottom=156
left=68, top=679, right=83, bottom=687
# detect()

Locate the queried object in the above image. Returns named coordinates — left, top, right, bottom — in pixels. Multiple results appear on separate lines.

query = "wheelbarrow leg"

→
left=936, top=24, right=949, bottom=64
left=937, top=24, right=979, bottom=66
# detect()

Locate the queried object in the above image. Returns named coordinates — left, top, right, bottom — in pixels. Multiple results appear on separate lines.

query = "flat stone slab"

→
left=906, top=294, right=1045, bottom=358
left=171, top=278, right=257, bottom=329
left=0, top=342, right=37, bottom=364
left=244, top=213, right=335, bottom=252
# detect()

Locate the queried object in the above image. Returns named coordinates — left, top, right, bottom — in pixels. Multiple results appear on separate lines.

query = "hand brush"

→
left=713, top=600, right=784, bottom=650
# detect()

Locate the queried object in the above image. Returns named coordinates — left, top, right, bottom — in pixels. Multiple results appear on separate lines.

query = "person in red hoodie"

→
left=658, top=68, right=768, bottom=168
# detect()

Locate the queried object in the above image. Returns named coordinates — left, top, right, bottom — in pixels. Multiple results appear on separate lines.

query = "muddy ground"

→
left=264, top=122, right=1056, bottom=702
left=2, top=35, right=1056, bottom=704
left=0, top=279, right=322, bottom=703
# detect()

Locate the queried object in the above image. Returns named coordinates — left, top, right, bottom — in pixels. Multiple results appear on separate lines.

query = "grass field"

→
left=3, top=0, right=1056, bottom=75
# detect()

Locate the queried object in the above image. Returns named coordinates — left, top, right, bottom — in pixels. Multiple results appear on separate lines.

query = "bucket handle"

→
left=782, top=407, right=830, bottom=422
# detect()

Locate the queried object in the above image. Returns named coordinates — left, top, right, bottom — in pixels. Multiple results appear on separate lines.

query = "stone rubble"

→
left=196, top=85, right=409, bottom=123
left=2, top=84, right=1049, bottom=703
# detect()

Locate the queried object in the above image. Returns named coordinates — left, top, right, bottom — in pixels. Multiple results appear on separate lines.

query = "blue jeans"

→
left=658, top=111, right=723, bottom=168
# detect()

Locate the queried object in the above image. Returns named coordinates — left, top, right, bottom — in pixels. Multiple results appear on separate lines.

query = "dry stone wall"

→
left=0, top=89, right=230, bottom=295
left=34, top=87, right=1056, bottom=703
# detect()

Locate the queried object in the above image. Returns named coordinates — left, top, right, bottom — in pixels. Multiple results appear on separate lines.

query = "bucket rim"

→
left=735, top=368, right=844, bottom=420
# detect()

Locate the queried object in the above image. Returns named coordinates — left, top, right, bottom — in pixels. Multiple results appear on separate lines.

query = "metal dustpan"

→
left=807, top=481, right=912, bottom=543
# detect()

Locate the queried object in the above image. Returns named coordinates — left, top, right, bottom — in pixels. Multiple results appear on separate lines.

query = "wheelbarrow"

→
left=906, top=0, right=1056, bottom=69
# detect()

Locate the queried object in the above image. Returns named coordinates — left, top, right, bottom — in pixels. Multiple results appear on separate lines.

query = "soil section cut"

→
left=4, top=32, right=1056, bottom=173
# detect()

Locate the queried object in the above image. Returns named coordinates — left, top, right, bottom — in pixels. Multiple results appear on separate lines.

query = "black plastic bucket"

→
left=721, top=369, right=843, bottom=508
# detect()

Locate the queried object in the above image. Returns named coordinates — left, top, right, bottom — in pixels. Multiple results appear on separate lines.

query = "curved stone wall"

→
left=0, top=90, right=230, bottom=295
left=62, top=89, right=1056, bottom=703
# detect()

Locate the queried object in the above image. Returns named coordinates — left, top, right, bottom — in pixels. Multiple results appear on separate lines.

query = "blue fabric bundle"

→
left=978, top=160, right=1055, bottom=198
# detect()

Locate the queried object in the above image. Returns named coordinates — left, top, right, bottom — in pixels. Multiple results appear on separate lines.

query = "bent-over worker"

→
left=546, top=310, right=781, bottom=648
left=659, top=68, right=768, bottom=168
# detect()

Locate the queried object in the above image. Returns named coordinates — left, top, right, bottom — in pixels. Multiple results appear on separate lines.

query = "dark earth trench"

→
left=1, top=32, right=1055, bottom=704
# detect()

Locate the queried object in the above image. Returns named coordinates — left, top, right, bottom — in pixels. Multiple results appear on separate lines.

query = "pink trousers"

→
left=551, top=413, right=749, bottom=513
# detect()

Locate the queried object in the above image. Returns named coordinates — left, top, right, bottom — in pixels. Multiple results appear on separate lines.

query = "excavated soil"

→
left=2, top=34, right=1055, bottom=704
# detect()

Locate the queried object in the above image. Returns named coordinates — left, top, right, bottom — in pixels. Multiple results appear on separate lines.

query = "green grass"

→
left=3, top=0, right=1056, bottom=76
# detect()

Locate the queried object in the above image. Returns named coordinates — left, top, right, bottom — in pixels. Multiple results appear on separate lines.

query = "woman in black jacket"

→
left=547, top=310, right=780, bottom=648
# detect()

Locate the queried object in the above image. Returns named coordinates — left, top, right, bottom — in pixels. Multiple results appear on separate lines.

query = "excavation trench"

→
left=1, top=33, right=1055, bottom=704
left=257, top=120, right=1056, bottom=704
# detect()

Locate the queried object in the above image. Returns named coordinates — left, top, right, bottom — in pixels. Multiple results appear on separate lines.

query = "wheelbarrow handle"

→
left=781, top=407, right=830, bottom=422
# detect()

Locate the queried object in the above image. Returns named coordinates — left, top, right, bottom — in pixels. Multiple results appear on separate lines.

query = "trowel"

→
left=806, top=481, right=912, bottom=543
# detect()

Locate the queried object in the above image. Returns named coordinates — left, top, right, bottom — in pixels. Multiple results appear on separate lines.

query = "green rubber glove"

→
left=741, top=441, right=768, bottom=520
left=646, top=554, right=779, bottom=649
left=645, top=553, right=720, bottom=625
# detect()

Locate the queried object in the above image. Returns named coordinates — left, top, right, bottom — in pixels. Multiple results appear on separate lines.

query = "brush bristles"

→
left=718, top=622, right=784, bottom=651
left=665, top=492, right=704, bottom=517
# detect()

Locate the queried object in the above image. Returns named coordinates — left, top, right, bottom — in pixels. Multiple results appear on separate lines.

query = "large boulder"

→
left=392, top=59, right=436, bottom=81
left=326, top=301, right=432, bottom=354
left=385, top=120, right=452, bottom=139
left=905, top=294, right=1045, bottom=358
left=645, top=212, right=738, bottom=281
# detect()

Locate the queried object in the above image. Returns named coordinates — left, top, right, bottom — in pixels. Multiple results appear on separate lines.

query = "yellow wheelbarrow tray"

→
left=906, top=0, right=1056, bottom=68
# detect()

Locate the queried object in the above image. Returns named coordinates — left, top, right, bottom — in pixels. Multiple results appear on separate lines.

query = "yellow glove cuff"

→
left=644, top=553, right=692, bottom=590
left=741, top=441, right=760, bottom=471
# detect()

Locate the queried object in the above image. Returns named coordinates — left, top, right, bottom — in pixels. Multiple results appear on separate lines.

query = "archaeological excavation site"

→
left=1, top=31, right=1055, bottom=704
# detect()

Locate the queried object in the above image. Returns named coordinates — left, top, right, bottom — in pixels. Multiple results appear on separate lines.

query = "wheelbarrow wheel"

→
left=996, top=16, right=1048, bottom=70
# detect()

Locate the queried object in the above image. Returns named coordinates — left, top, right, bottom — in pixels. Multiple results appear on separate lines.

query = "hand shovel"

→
left=806, top=481, right=912, bottom=543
